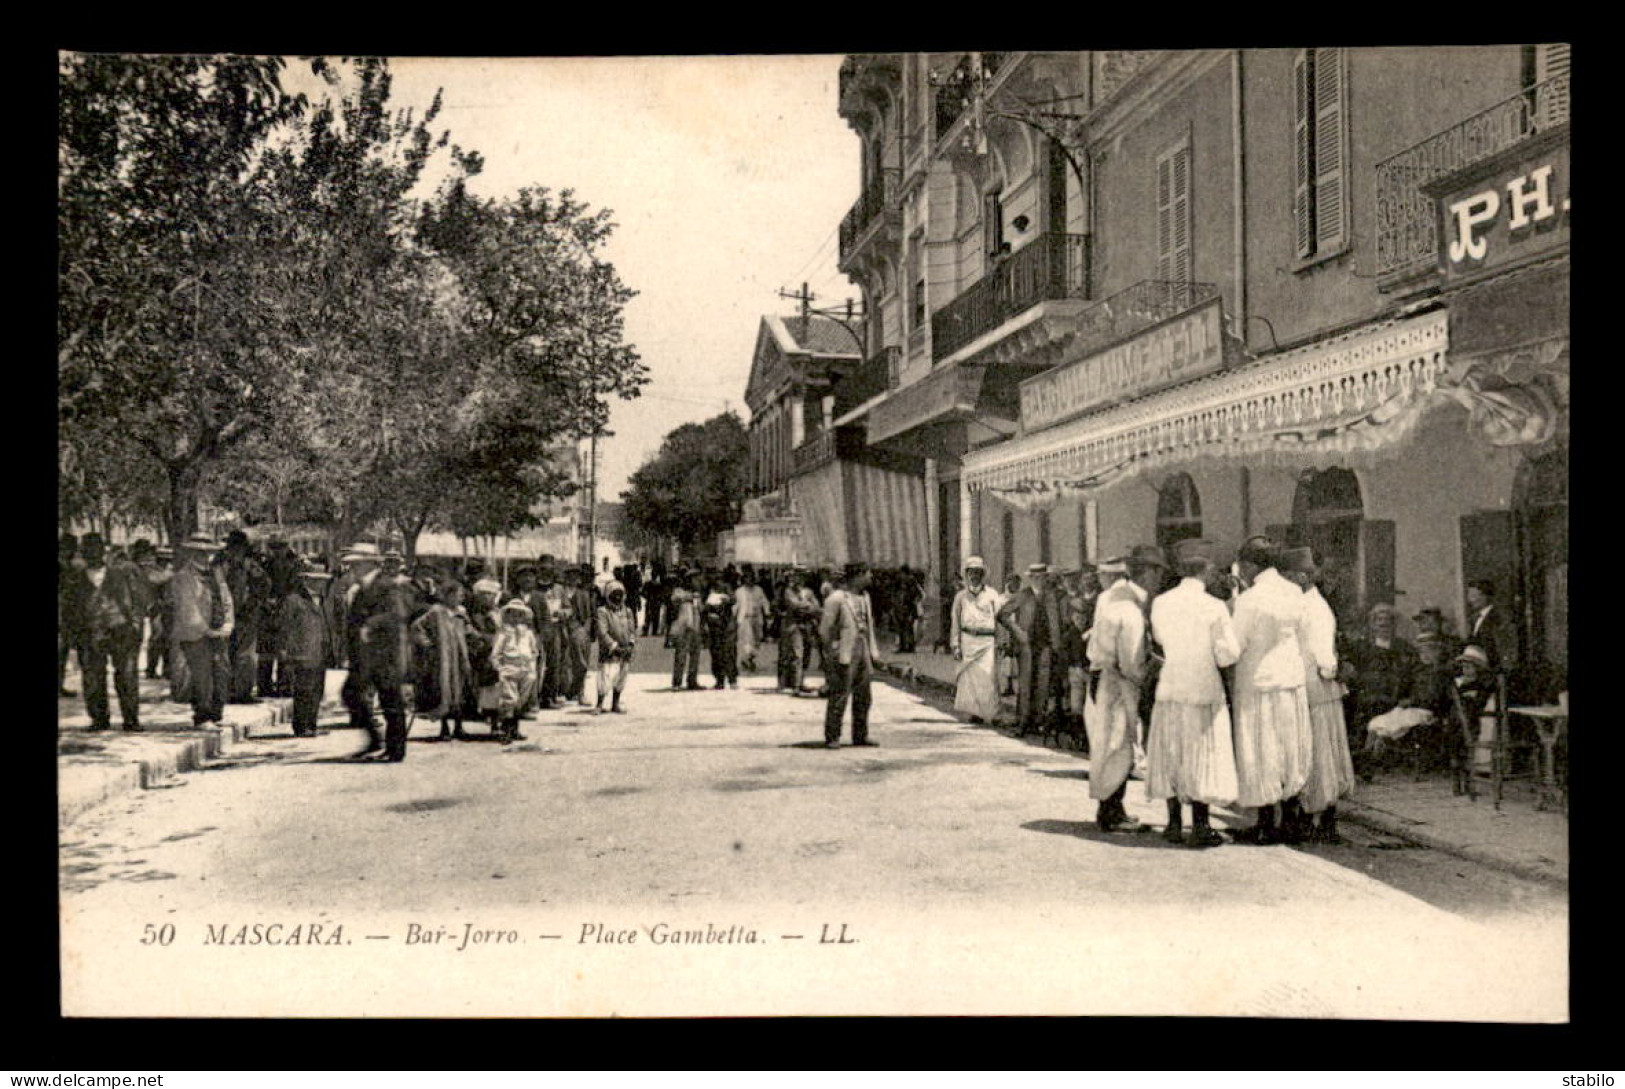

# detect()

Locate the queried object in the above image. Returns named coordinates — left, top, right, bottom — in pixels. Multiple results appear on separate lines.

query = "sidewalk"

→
left=876, top=648, right=1568, bottom=887
left=57, top=669, right=300, bottom=828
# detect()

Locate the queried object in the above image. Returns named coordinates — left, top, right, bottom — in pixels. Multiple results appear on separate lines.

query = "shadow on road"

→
left=1021, top=818, right=1188, bottom=850
left=1028, top=767, right=1092, bottom=781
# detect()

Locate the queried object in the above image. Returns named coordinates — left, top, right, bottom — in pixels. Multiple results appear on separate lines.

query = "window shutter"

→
left=1156, top=150, right=1174, bottom=280
left=1293, top=49, right=1315, bottom=259
left=1534, top=43, right=1571, bottom=125
left=1172, top=141, right=1193, bottom=283
left=1313, top=47, right=1348, bottom=254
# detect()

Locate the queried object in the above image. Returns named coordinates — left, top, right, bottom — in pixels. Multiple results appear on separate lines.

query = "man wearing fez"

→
left=1086, top=545, right=1166, bottom=832
left=1282, top=546, right=1356, bottom=843
left=949, top=557, right=1004, bottom=724
left=1147, top=539, right=1240, bottom=847
left=279, top=566, right=334, bottom=738
left=1231, top=537, right=1314, bottom=845
left=998, top=563, right=1062, bottom=738
left=819, top=562, right=883, bottom=748
left=169, top=534, right=234, bottom=729
left=347, top=549, right=414, bottom=761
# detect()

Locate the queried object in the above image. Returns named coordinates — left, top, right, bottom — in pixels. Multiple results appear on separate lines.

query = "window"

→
left=1525, top=43, right=1570, bottom=123
left=1155, top=473, right=1203, bottom=556
left=1294, top=48, right=1349, bottom=261
left=984, top=188, right=1006, bottom=266
left=1155, top=137, right=1192, bottom=282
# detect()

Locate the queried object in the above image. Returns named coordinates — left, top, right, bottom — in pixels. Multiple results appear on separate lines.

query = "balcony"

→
left=834, top=345, right=901, bottom=418
left=791, top=426, right=863, bottom=476
left=1070, top=280, right=1220, bottom=362
left=1375, top=73, right=1570, bottom=287
left=838, top=167, right=901, bottom=267
left=932, top=232, right=1091, bottom=363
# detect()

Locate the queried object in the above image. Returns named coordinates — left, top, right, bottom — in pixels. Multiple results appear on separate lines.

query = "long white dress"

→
left=1231, top=568, right=1315, bottom=808
left=1147, top=577, right=1242, bottom=806
left=1298, top=584, right=1356, bottom=814
left=951, top=585, right=1005, bottom=720
left=1086, top=580, right=1148, bottom=801
left=735, top=584, right=769, bottom=667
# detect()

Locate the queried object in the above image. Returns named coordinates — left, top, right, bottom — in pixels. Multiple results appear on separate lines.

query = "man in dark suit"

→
left=63, top=533, right=147, bottom=732
left=1000, top=563, right=1063, bottom=738
left=1464, top=578, right=1518, bottom=674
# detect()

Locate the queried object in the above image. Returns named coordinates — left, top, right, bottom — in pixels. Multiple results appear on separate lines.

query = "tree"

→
left=621, top=412, right=750, bottom=557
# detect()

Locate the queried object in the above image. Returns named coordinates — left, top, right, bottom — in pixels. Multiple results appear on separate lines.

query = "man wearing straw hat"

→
left=169, top=533, right=234, bottom=729
left=949, top=557, right=1004, bottom=724
left=1086, top=545, right=1166, bottom=832
left=279, top=564, right=335, bottom=738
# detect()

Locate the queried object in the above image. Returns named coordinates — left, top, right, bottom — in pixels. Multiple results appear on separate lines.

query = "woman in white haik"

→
left=1147, top=538, right=1242, bottom=848
left=1281, top=546, right=1356, bottom=843
left=1230, top=537, right=1315, bottom=845
left=949, top=557, right=1005, bottom=723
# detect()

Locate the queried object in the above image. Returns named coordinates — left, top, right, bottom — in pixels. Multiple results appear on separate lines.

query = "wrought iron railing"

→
left=790, top=427, right=862, bottom=476
left=1069, top=280, right=1219, bottom=362
left=935, top=55, right=975, bottom=141
left=931, top=233, right=1091, bottom=362
left=835, top=345, right=900, bottom=416
left=839, top=168, right=901, bottom=263
left=1374, top=73, right=1570, bottom=284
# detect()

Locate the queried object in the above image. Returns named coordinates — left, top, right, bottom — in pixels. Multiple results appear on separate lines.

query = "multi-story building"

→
left=832, top=48, right=1568, bottom=693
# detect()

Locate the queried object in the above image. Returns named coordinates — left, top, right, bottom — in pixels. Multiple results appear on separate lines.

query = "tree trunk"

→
left=166, top=461, right=203, bottom=543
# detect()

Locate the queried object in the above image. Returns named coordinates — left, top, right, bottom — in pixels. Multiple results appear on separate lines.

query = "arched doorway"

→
left=1515, top=443, right=1567, bottom=693
left=1155, top=473, right=1203, bottom=555
left=1291, top=467, right=1365, bottom=623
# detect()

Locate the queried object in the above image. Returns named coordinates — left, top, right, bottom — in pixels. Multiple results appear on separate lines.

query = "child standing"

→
left=595, top=581, right=637, bottom=714
left=491, top=598, right=539, bottom=744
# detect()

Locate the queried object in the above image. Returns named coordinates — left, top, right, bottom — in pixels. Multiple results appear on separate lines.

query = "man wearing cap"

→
left=1086, top=545, right=1165, bottom=832
left=999, top=563, right=1062, bottom=738
left=63, top=533, right=148, bottom=732
left=777, top=568, right=822, bottom=695
left=1282, top=546, right=1356, bottom=843
left=1230, top=537, right=1314, bottom=844
left=820, top=562, right=883, bottom=748
left=279, top=566, right=334, bottom=737
left=169, top=534, right=234, bottom=729
left=1147, top=539, right=1240, bottom=846
left=949, top=557, right=1005, bottom=724
left=347, top=548, right=414, bottom=760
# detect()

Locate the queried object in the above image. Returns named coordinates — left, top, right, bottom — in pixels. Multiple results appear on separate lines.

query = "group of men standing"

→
left=951, top=536, right=1359, bottom=847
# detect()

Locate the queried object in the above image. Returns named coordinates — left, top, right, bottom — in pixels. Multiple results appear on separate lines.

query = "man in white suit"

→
left=1086, top=545, right=1165, bottom=833
left=820, top=562, right=884, bottom=749
left=1147, top=539, right=1241, bottom=848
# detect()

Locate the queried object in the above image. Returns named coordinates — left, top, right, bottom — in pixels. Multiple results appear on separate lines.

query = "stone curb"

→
left=877, top=660, right=1566, bottom=888
left=58, top=699, right=290, bottom=829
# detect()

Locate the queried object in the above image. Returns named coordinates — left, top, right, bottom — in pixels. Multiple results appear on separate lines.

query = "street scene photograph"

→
left=56, top=49, right=1569, bottom=1020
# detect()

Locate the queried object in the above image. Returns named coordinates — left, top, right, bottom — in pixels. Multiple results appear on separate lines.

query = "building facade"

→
left=833, top=48, right=1567, bottom=694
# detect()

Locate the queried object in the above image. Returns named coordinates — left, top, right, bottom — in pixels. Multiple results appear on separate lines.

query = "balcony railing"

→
left=1375, top=73, right=1570, bottom=284
left=1070, top=280, right=1219, bottom=362
left=931, top=232, right=1091, bottom=362
left=791, top=427, right=863, bottom=476
left=839, top=168, right=901, bottom=263
left=834, top=345, right=901, bottom=417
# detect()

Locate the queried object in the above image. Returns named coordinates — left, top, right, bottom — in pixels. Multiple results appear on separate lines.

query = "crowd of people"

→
left=60, top=527, right=1520, bottom=816
left=945, top=538, right=1523, bottom=846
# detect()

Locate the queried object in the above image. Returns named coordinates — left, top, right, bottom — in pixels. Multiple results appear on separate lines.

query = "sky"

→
left=378, top=56, right=861, bottom=500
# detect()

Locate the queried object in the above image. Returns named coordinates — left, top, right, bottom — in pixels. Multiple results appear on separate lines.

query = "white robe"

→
left=1147, top=578, right=1241, bottom=806
left=951, top=585, right=1004, bottom=720
left=1299, top=585, right=1356, bottom=813
left=1085, top=580, right=1148, bottom=800
left=1232, top=569, right=1315, bottom=807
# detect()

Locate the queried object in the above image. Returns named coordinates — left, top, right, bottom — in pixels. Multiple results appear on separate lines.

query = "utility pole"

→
left=777, top=282, right=815, bottom=338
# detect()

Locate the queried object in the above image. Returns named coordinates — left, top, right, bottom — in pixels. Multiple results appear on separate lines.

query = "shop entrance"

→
left=1278, top=467, right=1388, bottom=626
left=1515, top=442, right=1568, bottom=695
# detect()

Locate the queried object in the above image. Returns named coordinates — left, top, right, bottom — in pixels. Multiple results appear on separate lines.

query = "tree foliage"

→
left=621, top=412, right=750, bottom=555
left=59, top=54, right=646, bottom=554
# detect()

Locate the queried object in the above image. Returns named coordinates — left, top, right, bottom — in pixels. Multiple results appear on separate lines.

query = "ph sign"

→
left=1432, top=139, right=1569, bottom=284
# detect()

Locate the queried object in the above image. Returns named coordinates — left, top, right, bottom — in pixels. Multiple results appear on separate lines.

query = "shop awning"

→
left=963, top=309, right=1454, bottom=497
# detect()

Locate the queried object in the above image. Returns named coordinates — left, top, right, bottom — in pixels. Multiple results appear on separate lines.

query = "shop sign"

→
left=1019, top=297, right=1223, bottom=433
left=1432, top=141, right=1569, bottom=284
left=868, top=363, right=981, bottom=444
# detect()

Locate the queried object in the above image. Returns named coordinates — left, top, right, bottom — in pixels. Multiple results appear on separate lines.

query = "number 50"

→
left=140, top=923, right=175, bottom=946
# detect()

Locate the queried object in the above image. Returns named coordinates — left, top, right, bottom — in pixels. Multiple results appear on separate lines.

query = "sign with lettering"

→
left=1429, top=137, right=1569, bottom=285
left=1019, top=297, right=1223, bottom=434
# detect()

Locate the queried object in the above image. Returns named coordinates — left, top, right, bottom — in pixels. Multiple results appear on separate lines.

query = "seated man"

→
left=1342, top=603, right=1419, bottom=780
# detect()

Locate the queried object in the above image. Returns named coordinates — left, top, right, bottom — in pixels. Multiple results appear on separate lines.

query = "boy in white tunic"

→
left=949, top=557, right=1005, bottom=723
left=1148, top=539, right=1241, bottom=848
left=1231, top=538, right=1315, bottom=845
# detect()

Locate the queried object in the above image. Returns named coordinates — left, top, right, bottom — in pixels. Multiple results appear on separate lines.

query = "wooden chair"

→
left=1462, top=672, right=1541, bottom=810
